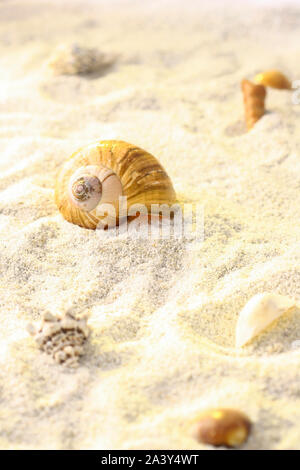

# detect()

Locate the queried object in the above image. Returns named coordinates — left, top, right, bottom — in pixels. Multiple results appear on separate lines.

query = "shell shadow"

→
left=224, top=111, right=273, bottom=137
left=82, top=339, right=131, bottom=371
left=224, top=119, right=246, bottom=137
left=81, top=60, right=117, bottom=80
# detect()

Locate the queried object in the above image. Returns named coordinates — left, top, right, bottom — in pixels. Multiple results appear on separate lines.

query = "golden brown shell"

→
left=194, top=408, right=252, bottom=448
left=241, top=79, right=266, bottom=130
left=55, top=140, right=177, bottom=229
left=253, top=69, right=291, bottom=90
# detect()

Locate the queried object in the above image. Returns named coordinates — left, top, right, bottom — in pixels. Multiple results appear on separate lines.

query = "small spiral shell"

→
left=55, top=140, right=177, bottom=229
left=241, top=79, right=266, bottom=131
left=253, top=70, right=291, bottom=90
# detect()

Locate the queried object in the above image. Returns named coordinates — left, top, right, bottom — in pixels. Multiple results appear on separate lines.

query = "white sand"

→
left=0, top=0, right=300, bottom=450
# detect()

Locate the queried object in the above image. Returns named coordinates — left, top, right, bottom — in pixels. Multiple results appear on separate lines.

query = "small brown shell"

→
left=55, top=140, right=177, bottom=229
left=253, top=70, right=291, bottom=90
left=241, top=79, right=266, bottom=130
left=194, top=408, right=252, bottom=448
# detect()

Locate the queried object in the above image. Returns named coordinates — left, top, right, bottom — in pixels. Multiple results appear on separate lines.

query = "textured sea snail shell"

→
left=55, top=140, right=177, bottom=229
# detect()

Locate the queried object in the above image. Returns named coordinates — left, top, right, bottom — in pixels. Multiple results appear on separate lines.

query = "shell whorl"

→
left=70, top=170, right=102, bottom=211
left=55, top=140, right=177, bottom=229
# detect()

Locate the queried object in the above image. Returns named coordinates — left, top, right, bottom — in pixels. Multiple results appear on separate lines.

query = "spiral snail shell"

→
left=55, top=140, right=177, bottom=229
left=241, top=79, right=266, bottom=130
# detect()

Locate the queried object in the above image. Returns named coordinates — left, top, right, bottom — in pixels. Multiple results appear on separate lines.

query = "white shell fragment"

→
left=48, top=43, right=114, bottom=75
left=235, top=293, right=296, bottom=348
left=27, top=311, right=90, bottom=367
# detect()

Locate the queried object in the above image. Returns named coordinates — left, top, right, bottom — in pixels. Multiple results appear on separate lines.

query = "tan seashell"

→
left=241, top=79, right=266, bottom=130
left=235, top=292, right=296, bottom=348
left=55, top=140, right=177, bottom=229
left=253, top=70, right=292, bottom=90
left=48, top=43, right=114, bottom=76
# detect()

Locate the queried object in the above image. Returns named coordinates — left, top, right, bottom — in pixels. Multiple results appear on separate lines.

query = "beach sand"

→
left=0, top=0, right=300, bottom=449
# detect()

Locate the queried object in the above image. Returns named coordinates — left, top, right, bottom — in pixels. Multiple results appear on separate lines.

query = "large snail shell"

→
left=55, top=140, right=177, bottom=229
